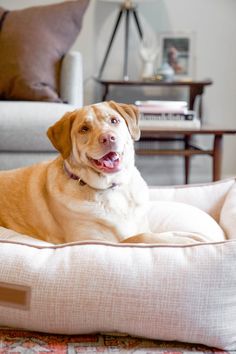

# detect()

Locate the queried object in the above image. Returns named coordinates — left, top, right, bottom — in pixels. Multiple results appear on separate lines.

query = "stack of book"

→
left=135, top=100, right=201, bottom=130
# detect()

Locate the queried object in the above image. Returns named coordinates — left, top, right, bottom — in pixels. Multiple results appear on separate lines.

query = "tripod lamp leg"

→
left=123, top=9, right=130, bottom=80
left=98, top=8, right=124, bottom=78
left=132, top=8, right=143, bottom=39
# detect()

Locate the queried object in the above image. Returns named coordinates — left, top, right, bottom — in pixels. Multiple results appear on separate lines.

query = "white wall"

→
left=1, top=0, right=236, bottom=184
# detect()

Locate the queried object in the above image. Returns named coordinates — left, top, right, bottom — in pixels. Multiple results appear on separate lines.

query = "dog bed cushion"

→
left=220, top=182, right=236, bottom=239
left=148, top=201, right=225, bottom=242
left=0, top=178, right=236, bottom=350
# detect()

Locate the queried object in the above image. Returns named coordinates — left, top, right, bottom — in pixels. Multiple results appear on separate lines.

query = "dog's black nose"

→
left=99, top=132, right=116, bottom=146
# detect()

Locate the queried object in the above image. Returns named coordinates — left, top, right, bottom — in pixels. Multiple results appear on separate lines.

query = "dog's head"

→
left=47, top=101, right=140, bottom=186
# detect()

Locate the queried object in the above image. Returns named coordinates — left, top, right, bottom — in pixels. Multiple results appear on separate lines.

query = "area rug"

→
left=0, top=327, right=229, bottom=354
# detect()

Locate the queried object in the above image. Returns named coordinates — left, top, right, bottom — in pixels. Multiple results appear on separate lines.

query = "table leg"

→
left=213, top=134, right=223, bottom=181
left=184, top=135, right=190, bottom=184
left=102, top=84, right=109, bottom=101
left=189, top=85, right=204, bottom=119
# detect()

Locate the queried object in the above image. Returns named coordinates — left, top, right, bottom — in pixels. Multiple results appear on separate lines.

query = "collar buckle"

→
left=78, top=177, right=86, bottom=186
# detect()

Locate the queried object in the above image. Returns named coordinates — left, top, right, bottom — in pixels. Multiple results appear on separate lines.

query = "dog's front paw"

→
left=121, top=231, right=204, bottom=245
left=121, top=232, right=162, bottom=244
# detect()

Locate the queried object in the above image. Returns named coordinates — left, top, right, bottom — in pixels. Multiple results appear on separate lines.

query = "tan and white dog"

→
left=0, top=101, right=154, bottom=244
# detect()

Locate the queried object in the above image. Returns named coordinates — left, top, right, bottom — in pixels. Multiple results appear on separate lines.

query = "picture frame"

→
left=158, top=32, right=195, bottom=79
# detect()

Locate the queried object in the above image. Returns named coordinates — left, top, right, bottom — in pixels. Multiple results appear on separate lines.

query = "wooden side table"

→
left=95, top=78, right=235, bottom=184
left=137, top=127, right=236, bottom=184
left=95, top=78, right=213, bottom=119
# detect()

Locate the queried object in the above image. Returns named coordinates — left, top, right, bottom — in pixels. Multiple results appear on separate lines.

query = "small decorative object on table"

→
left=155, top=62, right=175, bottom=81
left=140, top=33, right=159, bottom=79
left=158, top=32, right=194, bottom=80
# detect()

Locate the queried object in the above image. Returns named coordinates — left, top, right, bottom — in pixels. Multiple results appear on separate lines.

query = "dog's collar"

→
left=63, top=163, right=86, bottom=186
left=63, top=162, right=118, bottom=190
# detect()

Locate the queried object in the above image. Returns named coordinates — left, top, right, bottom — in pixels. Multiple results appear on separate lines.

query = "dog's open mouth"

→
left=89, top=152, right=121, bottom=173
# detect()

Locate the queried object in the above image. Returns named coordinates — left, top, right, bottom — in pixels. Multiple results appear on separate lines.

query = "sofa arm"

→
left=60, top=51, right=83, bottom=107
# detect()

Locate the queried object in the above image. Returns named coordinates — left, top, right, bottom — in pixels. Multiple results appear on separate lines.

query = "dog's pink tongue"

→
left=102, top=152, right=119, bottom=168
left=96, top=152, right=120, bottom=172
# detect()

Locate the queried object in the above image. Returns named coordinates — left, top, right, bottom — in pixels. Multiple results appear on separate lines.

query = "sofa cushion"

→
left=0, top=152, right=58, bottom=171
left=0, top=101, right=76, bottom=151
left=0, top=0, right=89, bottom=102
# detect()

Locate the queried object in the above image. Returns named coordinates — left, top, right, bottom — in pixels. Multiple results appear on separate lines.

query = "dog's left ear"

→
left=108, top=101, right=140, bottom=141
left=47, top=111, right=76, bottom=159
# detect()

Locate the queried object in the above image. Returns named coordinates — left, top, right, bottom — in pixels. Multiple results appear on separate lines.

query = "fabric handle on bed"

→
left=0, top=282, right=30, bottom=310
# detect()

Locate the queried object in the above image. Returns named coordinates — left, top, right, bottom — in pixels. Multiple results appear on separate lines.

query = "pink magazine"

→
left=135, top=100, right=188, bottom=114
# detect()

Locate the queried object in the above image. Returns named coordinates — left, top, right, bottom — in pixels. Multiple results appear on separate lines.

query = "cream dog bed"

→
left=0, top=177, right=236, bottom=350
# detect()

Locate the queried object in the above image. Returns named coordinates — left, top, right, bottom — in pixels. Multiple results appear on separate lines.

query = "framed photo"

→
left=158, top=32, right=195, bottom=79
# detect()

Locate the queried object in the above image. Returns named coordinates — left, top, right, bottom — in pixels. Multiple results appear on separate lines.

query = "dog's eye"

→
left=79, top=125, right=89, bottom=133
left=110, top=117, right=119, bottom=124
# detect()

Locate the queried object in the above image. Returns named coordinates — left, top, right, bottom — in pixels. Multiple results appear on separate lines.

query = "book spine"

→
left=138, top=107, right=187, bottom=114
left=141, top=111, right=195, bottom=121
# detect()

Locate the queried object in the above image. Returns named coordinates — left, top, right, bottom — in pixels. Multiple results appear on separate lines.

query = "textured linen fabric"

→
left=0, top=152, right=56, bottom=171
left=0, top=238, right=236, bottom=350
left=0, top=179, right=236, bottom=350
left=219, top=183, right=236, bottom=239
left=0, top=0, right=89, bottom=102
left=60, top=51, right=83, bottom=106
left=0, top=50, right=83, bottom=170
left=0, top=101, right=76, bottom=151
left=148, top=201, right=225, bottom=242
left=149, top=178, right=235, bottom=221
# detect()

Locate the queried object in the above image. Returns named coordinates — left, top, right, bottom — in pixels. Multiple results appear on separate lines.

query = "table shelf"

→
left=95, top=78, right=213, bottom=119
left=94, top=78, right=236, bottom=184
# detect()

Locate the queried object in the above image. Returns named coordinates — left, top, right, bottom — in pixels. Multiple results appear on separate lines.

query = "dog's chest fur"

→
left=48, top=164, right=149, bottom=243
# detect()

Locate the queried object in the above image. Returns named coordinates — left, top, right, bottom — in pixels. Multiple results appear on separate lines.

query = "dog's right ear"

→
left=47, top=111, right=76, bottom=159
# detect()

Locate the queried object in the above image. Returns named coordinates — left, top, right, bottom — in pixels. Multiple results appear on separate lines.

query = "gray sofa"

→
left=0, top=51, right=83, bottom=170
